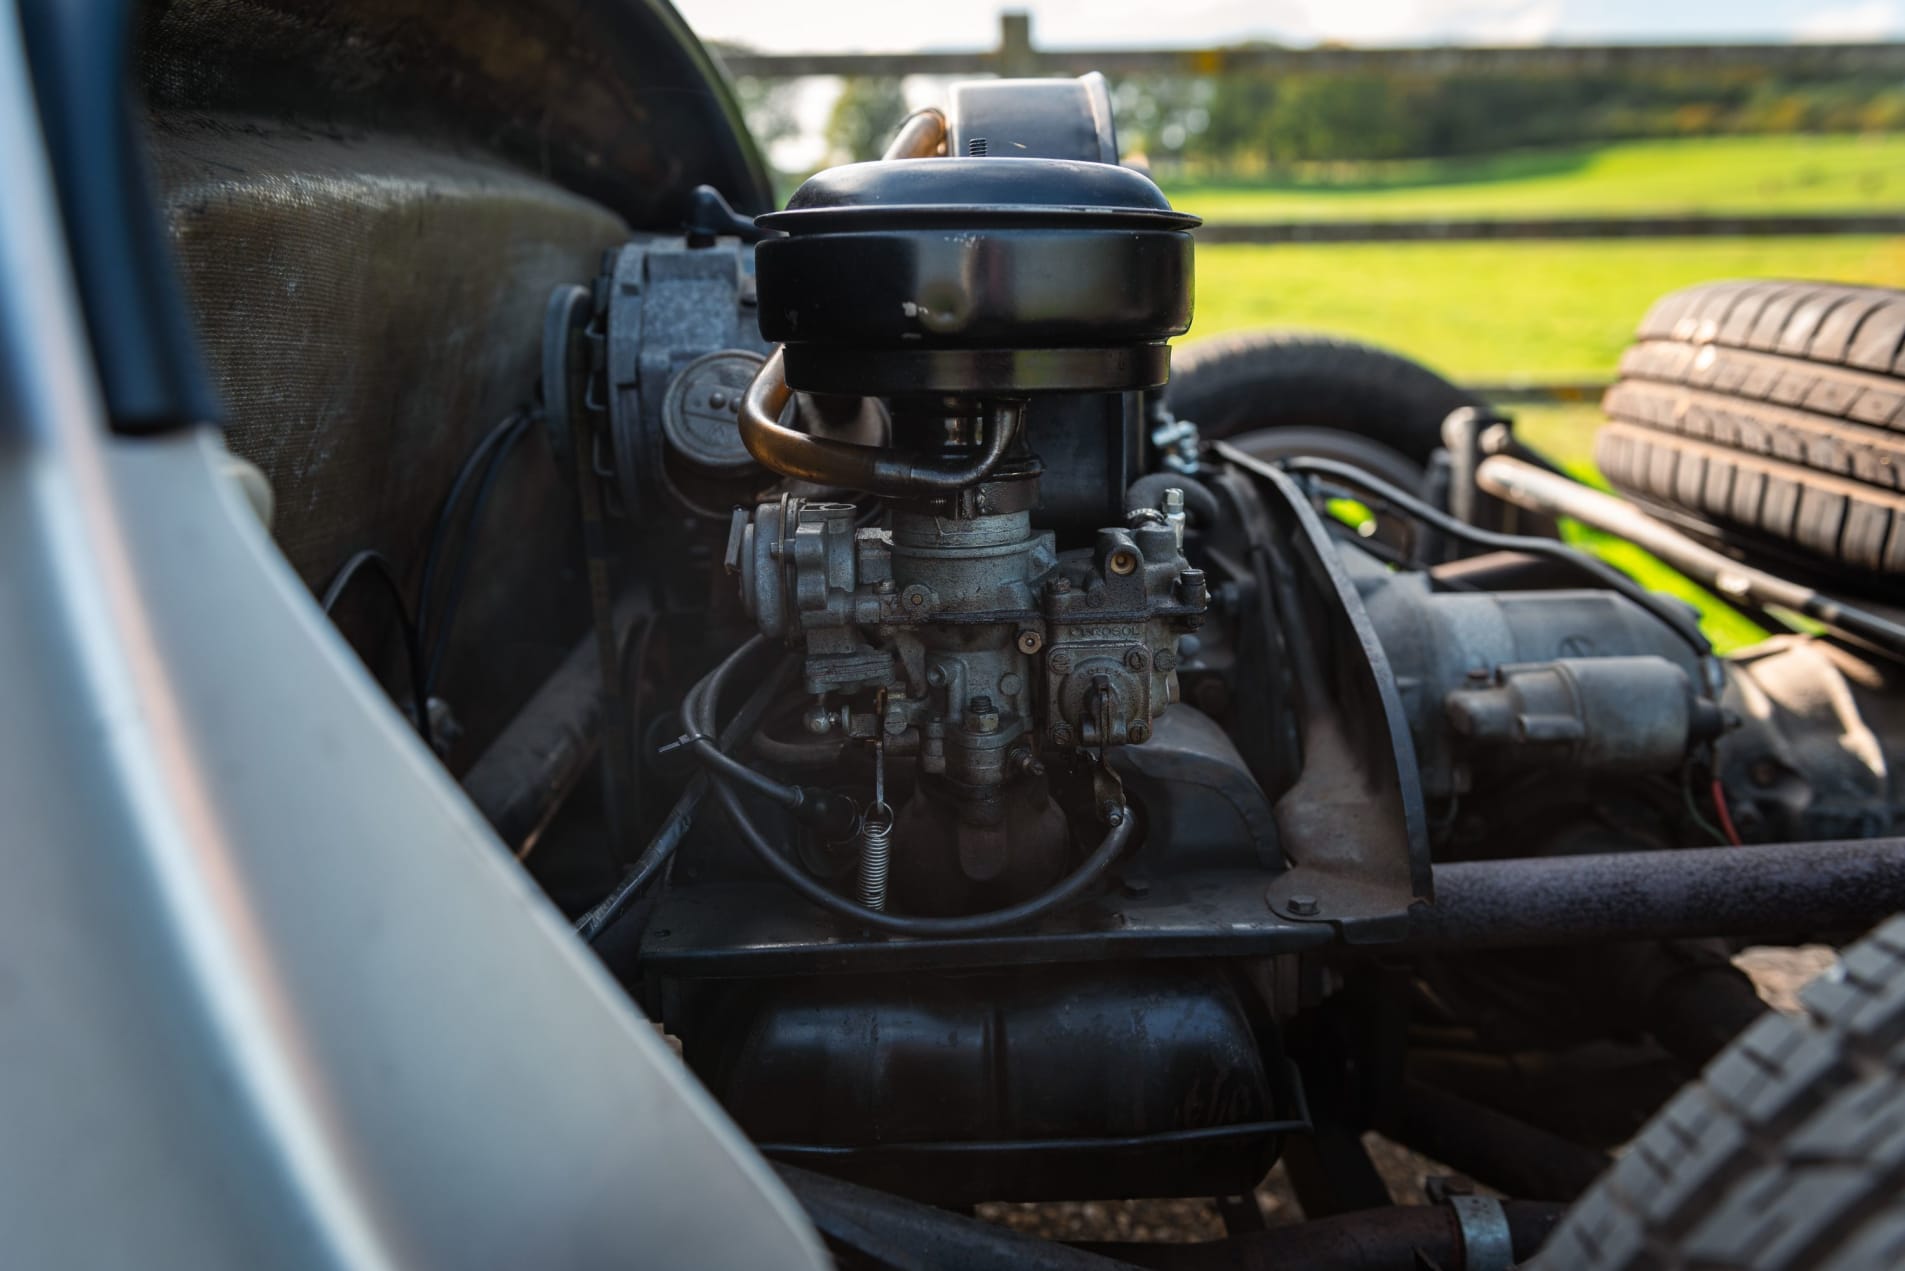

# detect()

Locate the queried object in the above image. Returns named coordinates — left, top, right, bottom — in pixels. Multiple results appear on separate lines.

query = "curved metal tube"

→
left=883, top=108, right=947, bottom=161
left=740, top=348, right=1021, bottom=496
left=739, top=108, right=985, bottom=498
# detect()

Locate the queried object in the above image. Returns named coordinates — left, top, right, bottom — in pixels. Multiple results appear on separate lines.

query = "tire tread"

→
left=1538, top=917, right=1905, bottom=1271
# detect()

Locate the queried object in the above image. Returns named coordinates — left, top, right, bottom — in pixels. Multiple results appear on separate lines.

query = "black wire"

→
left=688, top=637, right=1136, bottom=937
left=1249, top=449, right=1714, bottom=665
left=575, top=646, right=796, bottom=944
left=417, top=411, right=523, bottom=635
left=422, top=412, right=534, bottom=694
left=319, top=548, right=434, bottom=751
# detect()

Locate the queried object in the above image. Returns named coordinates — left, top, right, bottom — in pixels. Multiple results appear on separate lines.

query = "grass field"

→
left=1187, top=236, right=1905, bottom=381
left=1160, top=135, right=1905, bottom=221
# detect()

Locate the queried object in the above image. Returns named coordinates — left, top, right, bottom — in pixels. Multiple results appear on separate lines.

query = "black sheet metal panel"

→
left=641, top=871, right=1334, bottom=977
left=1231, top=457, right=1433, bottom=941
left=145, top=117, right=625, bottom=764
left=136, top=0, right=773, bottom=225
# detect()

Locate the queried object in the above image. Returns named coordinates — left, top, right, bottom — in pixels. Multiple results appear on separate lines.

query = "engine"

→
left=526, top=76, right=1905, bottom=1211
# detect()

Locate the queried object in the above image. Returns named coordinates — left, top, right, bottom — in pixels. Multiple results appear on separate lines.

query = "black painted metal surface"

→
left=692, top=963, right=1292, bottom=1202
left=756, top=158, right=1196, bottom=396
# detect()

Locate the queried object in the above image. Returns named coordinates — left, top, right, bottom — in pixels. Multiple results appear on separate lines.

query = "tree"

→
left=826, top=77, right=912, bottom=164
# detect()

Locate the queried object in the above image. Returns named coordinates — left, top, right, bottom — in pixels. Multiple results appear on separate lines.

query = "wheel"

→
left=1538, top=916, right=1905, bottom=1270
left=1166, top=330, right=1486, bottom=466
left=1596, top=281, right=1905, bottom=586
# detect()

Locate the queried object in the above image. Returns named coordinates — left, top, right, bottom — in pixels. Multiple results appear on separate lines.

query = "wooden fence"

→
left=713, top=13, right=1905, bottom=82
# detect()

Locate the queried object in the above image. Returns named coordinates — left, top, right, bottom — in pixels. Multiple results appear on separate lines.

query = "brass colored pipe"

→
left=883, top=108, right=947, bottom=160
left=739, top=348, right=1020, bottom=495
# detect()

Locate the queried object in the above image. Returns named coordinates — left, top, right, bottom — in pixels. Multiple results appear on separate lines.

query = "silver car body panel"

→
left=0, top=8, right=825, bottom=1266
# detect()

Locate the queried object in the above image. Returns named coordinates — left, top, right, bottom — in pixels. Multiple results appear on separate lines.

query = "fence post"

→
left=998, top=11, right=1037, bottom=77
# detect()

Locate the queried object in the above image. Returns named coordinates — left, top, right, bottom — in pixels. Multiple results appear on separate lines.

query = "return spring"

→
left=857, top=717, right=894, bottom=910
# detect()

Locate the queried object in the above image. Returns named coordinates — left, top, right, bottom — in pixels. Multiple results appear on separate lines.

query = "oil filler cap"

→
left=754, top=158, right=1198, bottom=397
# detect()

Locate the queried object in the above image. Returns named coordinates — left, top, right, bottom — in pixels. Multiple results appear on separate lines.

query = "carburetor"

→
left=724, top=125, right=1204, bottom=912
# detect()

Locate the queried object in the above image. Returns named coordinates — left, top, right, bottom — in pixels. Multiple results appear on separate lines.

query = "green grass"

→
left=1161, top=134, right=1905, bottom=221
left=1189, top=236, right=1905, bottom=381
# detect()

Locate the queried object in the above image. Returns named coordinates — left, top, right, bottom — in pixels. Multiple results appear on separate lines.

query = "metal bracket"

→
left=1448, top=1195, right=1514, bottom=1271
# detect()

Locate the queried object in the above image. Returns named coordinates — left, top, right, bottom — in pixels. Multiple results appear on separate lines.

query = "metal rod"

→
left=1390, top=1080, right=1610, bottom=1202
left=777, top=1164, right=1146, bottom=1271
left=1410, top=837, right=1905, bottom=949
left=1078, top=1200, right=1567, bottom=1270
left=1475, top=454, right=1905, bottom=659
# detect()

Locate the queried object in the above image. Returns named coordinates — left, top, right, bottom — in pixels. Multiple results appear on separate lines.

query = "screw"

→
left=1128, top=721, right=1150, bottom=743
left=1154, top=649, right=1178, bottom=672
left=1098, top=800, right=1126, bottom=826
left=927, top=665, right=947, bottom=687
left=1050, top=723, right=1074, bottom=746
left=1048, top=650, right=1074, bottom=673
left=1017, top=630, right=1044, bottom=655
left=1288, top=894, right=1319, bottom=916
left=1125, top=647, right=1149, bottom=671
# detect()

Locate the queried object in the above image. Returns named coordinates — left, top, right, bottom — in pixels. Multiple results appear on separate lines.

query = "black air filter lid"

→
left=757, top=157, right=1200, bottom=234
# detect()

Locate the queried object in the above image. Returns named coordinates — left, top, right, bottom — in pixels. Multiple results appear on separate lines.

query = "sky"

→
left=673, top=0, right=1905, bottom=50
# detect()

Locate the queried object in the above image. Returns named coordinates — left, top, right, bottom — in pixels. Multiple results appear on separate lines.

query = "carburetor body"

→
left=728, top=484, right=1205, bottom=781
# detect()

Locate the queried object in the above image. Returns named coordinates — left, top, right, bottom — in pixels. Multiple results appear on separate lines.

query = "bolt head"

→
left=1288, top=894, right=1319, bottom=917
left=1128, top=721, right=1150, bottom=744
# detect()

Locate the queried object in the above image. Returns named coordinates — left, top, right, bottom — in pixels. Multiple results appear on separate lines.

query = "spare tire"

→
left=1167, top=330, right=1485, bottom=465
left=1537, top=917, right=1905, bottom=1270
left=1597, top=280, right=1905, bottom=585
